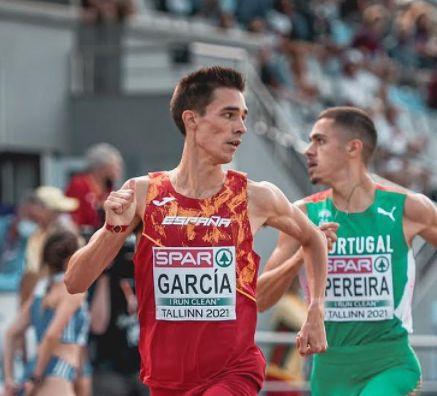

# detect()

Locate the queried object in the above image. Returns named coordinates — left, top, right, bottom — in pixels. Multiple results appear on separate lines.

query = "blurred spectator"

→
left=267, top=0, right=293, bottom=36
left=64, top=143, right=137, bottom=395
left=23, top=187, right=78, bottom=275
left=78, top=0, right=135, bottom=94
left=66, top=143, right=123, bottom=232
left=166, top=0, right=195, bottom=16
left=65, top=140, right=124, bottom=396
left=260, top=46, right=293, bottom=93
left=0, top=199, right=36, bottom=293
left=191, top=0, right=237, bottom=28
left=235, top=0, right=271, bottom=29
left=0, top=190, right=78, bottom=393
left=339, top=0, right=364, bottom=23
left=3, top=230, right=89, bottom=396
left=414, top=13, right=437, bottom=69
left=336, top=50, right=380, bottom=109
left=266, top=0, right=315, bottom=41
left=374, top=104, right=429, bottom=193
left=0, top=197, right=37, bottom=383
left=89, top=239, right=148, bottom=396
left=385, top=20, right=418, bottom=70
left=19, top=187, right=78, bottom=305
left=351, top=4, right=390, bottom=57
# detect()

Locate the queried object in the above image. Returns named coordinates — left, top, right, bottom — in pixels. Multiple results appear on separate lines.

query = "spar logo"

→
left=154, top=248, right=213, bottom=268
left=215, top=249, right=233, bottom=268
left=328, top=256, right=372, bottom=274
left=153, top=247, right=234, bottom=268
left=374, top=256, right=390, bottom=273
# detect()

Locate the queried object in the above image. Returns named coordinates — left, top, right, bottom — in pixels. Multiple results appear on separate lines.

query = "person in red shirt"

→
left=66, top=143, right=123, bottom=230
left=64, top=66, right=328, bottom=395
left=65, top=143, right=124, bottom=396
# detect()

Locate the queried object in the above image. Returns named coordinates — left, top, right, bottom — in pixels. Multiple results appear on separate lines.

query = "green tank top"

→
left=305, top=186, right=414, bottom=347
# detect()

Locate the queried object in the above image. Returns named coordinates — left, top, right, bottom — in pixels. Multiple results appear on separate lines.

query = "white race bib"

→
left=325, top=254, right=394, bottom=322
left=153, top=246, right=236, bottom=321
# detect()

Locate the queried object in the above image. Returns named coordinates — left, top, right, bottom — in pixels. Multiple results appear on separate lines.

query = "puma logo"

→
left=377, top=206, right=396, bottom=222
left=152, top=196, right=176, bottom=206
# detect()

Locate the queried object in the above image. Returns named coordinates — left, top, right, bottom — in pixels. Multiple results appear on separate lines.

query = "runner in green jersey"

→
left=257, top=106, right=437, bottom=395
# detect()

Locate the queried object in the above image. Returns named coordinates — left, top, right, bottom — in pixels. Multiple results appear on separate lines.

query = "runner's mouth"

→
left=227, top=141, right=241, bottom=148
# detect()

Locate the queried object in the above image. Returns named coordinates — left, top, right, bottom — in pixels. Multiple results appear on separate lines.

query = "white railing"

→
left=256, top=331, right=437, bottom=394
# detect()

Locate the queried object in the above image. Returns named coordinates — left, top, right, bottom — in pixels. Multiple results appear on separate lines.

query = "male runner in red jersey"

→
left=65, top=66, right=328, bottom=395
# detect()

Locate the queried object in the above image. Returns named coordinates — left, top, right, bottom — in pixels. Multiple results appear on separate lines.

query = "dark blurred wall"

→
left=69, top=94, right=184, bottom=178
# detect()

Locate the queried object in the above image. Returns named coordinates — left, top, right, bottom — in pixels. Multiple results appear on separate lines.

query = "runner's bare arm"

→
left=257, top=200, right=338, bottom=312
left=257, top=199, right=338, bottom=312
left=405, top=192, right=437, bottom=246
left=257, top=231, right=302, bottom=313
left=249, top=184, right=328, bottom=305
left=249, top=181, right=328, bottom=354
left=3, top=299, right=32, bottom=393
left=65, top=177, right=148, bottom=294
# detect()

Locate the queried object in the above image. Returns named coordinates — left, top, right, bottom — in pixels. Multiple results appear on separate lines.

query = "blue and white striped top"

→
left=30, top=273, right=89, bottom=346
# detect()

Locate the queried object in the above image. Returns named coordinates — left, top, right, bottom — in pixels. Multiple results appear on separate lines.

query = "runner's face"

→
left=305, top=118, right=349, bottom=184
left=194, top=88, right=247, bottom=164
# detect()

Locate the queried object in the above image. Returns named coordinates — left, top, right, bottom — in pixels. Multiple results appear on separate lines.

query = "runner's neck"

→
left=330, top=173, right=376, bottom=213
left=169, top=164, right=227, bottom=200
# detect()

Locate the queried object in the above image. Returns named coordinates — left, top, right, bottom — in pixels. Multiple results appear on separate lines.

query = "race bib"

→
left=325, top=254, right=394, bottom=322
left=153, top=246, right=236, bottom=321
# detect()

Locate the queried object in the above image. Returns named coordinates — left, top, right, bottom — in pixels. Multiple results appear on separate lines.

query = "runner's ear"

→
left=347, top=139, right=363, bottom=158
left=182, top=110, right=197, bottom=132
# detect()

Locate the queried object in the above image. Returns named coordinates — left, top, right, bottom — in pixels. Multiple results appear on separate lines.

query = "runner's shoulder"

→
left=293, top=199, right=307, bottom=213
left=292, top=190, right=334, bottom=214
left=404, top=191, right=435, bottom=225
left=119, top=176, right=150, bottom=222
left=375, top=182, right=434, bottom=222
left=133, top=175, right=149, bottom=189
left=121, top=176, right=149, bottom=196
left=247, top=179, right=280, bottom=199
left=301, top=189, right=332, bottom=205
left=247, top=180, right=289, bottom=215
left=374, top=181, right=409, bottom=195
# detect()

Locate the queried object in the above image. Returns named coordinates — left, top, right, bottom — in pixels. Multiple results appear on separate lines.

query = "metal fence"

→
left=256, top=331, right=437, bottom=395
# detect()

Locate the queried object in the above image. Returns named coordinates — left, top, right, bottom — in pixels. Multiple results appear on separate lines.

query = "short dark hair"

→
left=170, top=66, right=245, bottom=135
left=42, top=230, right=79, bottom=274
left=317, top=106, right=378, bottom=164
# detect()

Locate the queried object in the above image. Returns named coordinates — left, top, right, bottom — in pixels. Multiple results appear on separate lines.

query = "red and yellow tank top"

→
left=133, top=170, right=265, bottom=390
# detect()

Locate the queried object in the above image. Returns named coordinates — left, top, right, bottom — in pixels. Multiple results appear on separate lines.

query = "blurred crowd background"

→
left=72, top=0, right=437, bottom=195
left=149, top=0, right=437, bottom=195
left=0, top=143, right=149, bottom=395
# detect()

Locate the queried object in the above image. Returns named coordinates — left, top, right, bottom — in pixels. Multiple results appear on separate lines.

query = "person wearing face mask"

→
left=22, top=187, right=79, bottom=281
left=17, top=186, right=79, bottom=316
left=0, top=199, right=37, bottom=293
left=0, top=197, right=39, bottom=379
left=65, top=143, right=124, bottom=232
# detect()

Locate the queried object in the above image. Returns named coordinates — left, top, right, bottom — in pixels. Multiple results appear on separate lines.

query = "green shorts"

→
left=311, top=338, right=421, bottom=396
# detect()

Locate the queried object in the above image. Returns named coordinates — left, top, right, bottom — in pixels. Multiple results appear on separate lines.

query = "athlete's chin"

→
left=308, top=172, right=321, bottom=185
left=218, top=153, right=234, bottom=164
